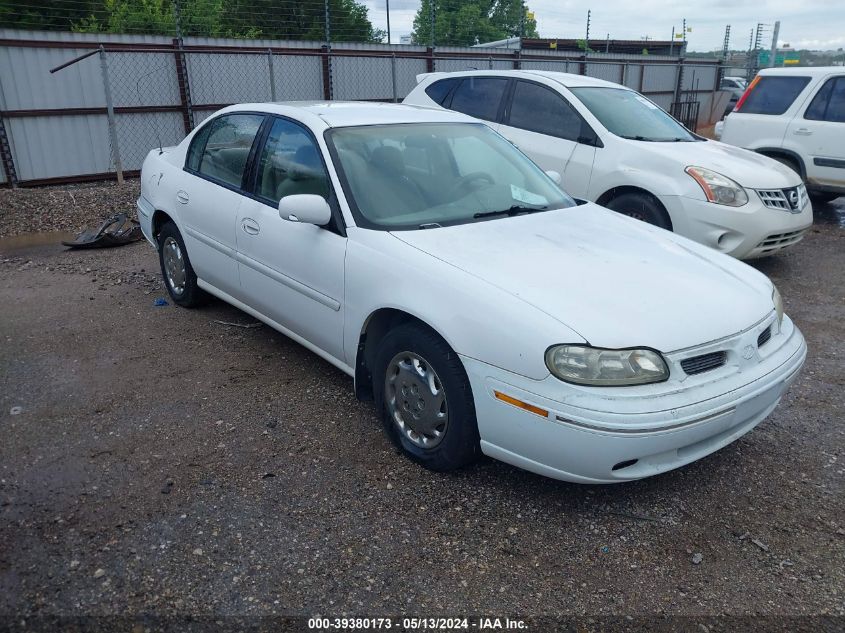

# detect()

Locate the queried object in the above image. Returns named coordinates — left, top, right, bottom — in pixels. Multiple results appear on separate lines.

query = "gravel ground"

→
left=0, top=185, right=844, bottom=630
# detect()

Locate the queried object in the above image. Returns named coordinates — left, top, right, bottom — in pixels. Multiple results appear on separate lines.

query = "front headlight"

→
left=772, top=285, right=784, bottom=330
left=545, top=345, right=669, bottom=386
left=685, top=166, right=749, bottom=207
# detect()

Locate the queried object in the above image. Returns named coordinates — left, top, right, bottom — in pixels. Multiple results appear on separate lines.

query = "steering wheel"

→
left=447, top=171, right=495, bottom=197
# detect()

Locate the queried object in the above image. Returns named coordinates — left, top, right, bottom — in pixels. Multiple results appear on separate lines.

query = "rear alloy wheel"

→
left=606, top=192, right=672, bottom=230
left=373, top=323, right=480, bottom=472
left=157, top=221, right=205, bottom=308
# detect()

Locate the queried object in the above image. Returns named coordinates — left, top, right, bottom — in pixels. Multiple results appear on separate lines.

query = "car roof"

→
left=215, top=101, right=476, bottom=129
left=420, top=69, right=624, bottom=90
left=758, top=66, right=844, bottom=78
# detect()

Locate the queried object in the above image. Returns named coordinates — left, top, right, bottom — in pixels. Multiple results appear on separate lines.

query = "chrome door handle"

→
left=241, top=218, right=260, bottom=235
left=793, top=128, right=813, bottom=136
left=176, top=190, right=189, bottom=204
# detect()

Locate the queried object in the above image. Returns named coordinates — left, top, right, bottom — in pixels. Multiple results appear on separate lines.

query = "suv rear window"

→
left=739, top=76, right=811, bottom=115
left=425, top=78, right=459, bottom=105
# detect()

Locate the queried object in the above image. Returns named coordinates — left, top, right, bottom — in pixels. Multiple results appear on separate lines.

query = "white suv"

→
left=404, top=70, right=812, bottom=259
left=719, top=67, right=845, bottom=204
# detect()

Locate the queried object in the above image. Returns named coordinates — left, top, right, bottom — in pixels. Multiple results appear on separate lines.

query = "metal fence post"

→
left=673, top=57, right=685, bottom=106
left=391, top=53, right=398, bottom=103
left=267, top=48, right=277, bottom=101
left=173, top=38, right=194, bottom=133
left=99, top=46, right=123, bottom=185
left=0, top=73, right=19, bottom=187
left=321, top=45, right=333, bottom=100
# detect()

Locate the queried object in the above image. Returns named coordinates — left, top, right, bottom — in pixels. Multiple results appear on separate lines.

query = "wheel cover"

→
left=162, top=236, right=186, bottom=296
left=385, top=351, right=448, bottom=449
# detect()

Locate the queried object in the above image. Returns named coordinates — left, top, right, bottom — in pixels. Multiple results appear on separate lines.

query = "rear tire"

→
left=157, top=221, right=205, bottom=308
left=605, top=192, right=672, bottom=230
left=373, top=323, right=480, bottom=472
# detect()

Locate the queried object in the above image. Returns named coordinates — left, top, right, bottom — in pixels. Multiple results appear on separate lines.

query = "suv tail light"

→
left=733, top=75, right=761, bottom=112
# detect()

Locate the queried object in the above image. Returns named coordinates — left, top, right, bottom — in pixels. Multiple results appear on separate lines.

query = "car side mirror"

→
left=278, top=194, right=332, bottom=226
left=545, top=170, right=562, bottom=185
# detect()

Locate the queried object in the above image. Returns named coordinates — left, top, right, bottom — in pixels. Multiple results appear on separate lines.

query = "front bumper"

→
left=657, top=193, right=813, bottom=259
left=463, top=318, right=806, bottom=484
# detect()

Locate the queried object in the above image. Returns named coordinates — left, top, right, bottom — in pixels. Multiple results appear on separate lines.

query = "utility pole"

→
left=670, top=26, right=674, bottom=56
left=519, top=2, right=524, bottom=39
left=605, top=33, right=610, bottom=53
left=768, top=20, right=780, bottom=67
left=430, top=0, right=435, bottom=47
left=324, top=0, right=331, bottom=44
left=386, top=0, right=391, bottom=44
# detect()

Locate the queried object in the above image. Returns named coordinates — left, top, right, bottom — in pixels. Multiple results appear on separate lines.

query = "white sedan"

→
left=137, top=102, right=806, bottom=484
left=404, top=70, right=814, bottom=259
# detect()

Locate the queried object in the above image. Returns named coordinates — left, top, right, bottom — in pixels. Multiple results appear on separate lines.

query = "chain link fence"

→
left=0, top=35, right=725, bottom=185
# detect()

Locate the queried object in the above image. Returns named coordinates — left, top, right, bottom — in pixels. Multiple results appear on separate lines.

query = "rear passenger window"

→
left=448, top=78, right=508, bottom=122
left=508, top=81, right=584, bottom=141
left=805, top=77, right=845, bottom=123
left=740, top=76, right=811, bottom=115
left=192, top=114, right=264, bottom=188
left=425, top=78, right=459, bottom=105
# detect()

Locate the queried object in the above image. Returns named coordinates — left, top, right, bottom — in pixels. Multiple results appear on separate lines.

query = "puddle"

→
left=0, top=231, right=75, bottom=255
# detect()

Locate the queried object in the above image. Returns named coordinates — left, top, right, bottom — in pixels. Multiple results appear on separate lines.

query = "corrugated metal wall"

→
left=0, top=29, right=723, bottom=186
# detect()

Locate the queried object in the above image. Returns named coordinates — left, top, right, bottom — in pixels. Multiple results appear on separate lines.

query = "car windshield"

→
left=325, top=123, right=576, bottom=230
left=570, top=87, right=698, bottom=142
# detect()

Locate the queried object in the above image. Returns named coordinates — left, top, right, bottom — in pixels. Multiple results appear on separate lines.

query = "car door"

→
left=235, top=116, right=347, bottom=362
left=496, top=80, right=597, bottom=200
left=789, top=75, right=845, bottom=187
left=181, top=112, right=265, bottom=297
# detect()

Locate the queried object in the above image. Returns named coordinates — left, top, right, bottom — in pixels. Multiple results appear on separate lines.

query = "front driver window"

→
left=255, top=118, right=330, bottom=204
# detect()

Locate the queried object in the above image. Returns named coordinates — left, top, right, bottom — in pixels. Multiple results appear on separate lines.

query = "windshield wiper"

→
left=473, top=204, right=548, bottom=219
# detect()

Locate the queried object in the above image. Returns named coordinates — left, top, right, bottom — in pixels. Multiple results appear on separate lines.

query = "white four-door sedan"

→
left=137, top=102, right=806, bottom=484
left=404, top=70, right=814, bottom=259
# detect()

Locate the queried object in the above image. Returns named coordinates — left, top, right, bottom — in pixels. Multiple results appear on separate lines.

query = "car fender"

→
left=343, top=228, right=586, bottom=382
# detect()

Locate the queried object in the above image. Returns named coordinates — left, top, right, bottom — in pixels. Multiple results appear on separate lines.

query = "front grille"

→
left=681, top=351, right=727, bottom=376
left=756, top=185, right=808, bottom=213
left=757, top=325, right=772, bottom=348
left=755, top=228, right=808, bottom=254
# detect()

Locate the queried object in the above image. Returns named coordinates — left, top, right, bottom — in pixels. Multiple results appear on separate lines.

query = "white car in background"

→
left=404, top=70, right=813, bottom=259
left=719, top=67, right=845, bottom=204
left=137, top=102, right=805, bottom=484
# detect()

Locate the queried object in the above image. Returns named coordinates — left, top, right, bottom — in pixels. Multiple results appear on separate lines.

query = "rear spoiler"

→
left=415, top=72, right=447, bottom=85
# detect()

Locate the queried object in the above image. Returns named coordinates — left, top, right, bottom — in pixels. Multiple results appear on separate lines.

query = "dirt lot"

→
left=1, top=182, right=844, bottom=629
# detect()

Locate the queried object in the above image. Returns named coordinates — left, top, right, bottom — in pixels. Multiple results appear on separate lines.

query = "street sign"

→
left=758, top=50, right=800, bottom=66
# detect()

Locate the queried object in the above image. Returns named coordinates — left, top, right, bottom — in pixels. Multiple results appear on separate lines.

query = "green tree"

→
left=411, top=0, right=538, bottom=46
left=1, top=0, right=384, bottom=42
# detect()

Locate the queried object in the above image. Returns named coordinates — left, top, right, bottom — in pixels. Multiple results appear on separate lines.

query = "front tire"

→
left=157, top=221, right=205, bottom=308
left=373, top=323, right=480, bottom=472
left=605, top=192, right=672, bottom=230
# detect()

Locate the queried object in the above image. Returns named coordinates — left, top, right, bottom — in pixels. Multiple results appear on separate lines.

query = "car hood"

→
left=391, top=204, right=774, bottom=352
left=633, top=138, right=802, bottom=189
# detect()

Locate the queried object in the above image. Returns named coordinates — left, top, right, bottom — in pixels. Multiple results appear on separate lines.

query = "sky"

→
left=362, top=0, right=845, bottom=52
